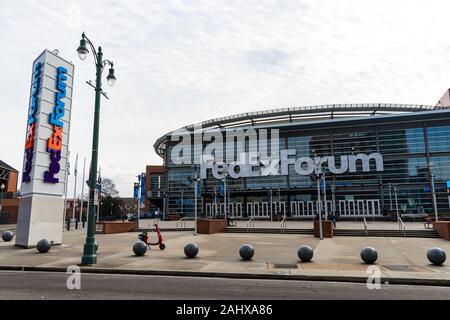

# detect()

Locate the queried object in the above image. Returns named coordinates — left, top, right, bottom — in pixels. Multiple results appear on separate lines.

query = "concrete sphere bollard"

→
left=36, top=239, right=52, bottom=253
left=360, top=247, right=378, bottom=264
left=2, top=231, right=14, bottom=242
left=239, top=244, right=255, bottom=261
left=297, top=245, right=314, bottom=262
left=133, top=241, right=147, bottom=256
left=427, top=247, right=446, bottom=266
left=184, top=243, right=199, bottom=258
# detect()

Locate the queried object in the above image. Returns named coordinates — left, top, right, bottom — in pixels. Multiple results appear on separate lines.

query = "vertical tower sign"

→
left=16, top=50, right=75, bottom=247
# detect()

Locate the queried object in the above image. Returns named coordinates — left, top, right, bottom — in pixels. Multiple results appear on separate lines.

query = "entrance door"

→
left=338, top=200, right=347, bottom=216
left=348, top=200, right=355, bottom=215
left=279, top=202, right=286, bottom=217
left=247, top=202, right=254, bottom=217
left=254, top=202, right=260, bottom=217
left=307, top=201, right=315, bottom=216
left=290, top=201, right=298, bottom=216
left=357, top=200, right=365, bottom=216
left=298, top=201, right=305, bottom=216
left=205, top=203, right=212, bottom=217
left=261, top=202, right=269, bottom=218
left=228, top=203, right=234, bottom=217
left=367, top=200, right=380, bottom=218
left=235, top=203, right=242, bottom=217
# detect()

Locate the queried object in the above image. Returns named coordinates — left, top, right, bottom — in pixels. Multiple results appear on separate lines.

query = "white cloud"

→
left=1, top=0, right=450, bottom=196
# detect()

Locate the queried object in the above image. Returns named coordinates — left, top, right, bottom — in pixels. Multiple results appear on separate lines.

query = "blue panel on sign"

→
left=133, top=183, right=139, bottom=199
left=140, top=174, right=146, bottom=199
left=424, top=186, right=431, bottom=192
left=447, top=181, right=450, bottom=188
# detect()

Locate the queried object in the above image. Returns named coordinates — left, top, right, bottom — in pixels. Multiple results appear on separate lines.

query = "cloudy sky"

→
left=1, top=0, right=450, bottom=197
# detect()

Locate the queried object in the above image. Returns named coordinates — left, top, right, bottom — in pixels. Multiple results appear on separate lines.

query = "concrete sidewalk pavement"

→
left=1, top=228, right=449, bottom=286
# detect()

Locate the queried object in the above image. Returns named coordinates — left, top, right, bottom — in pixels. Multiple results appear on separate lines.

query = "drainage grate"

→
left=272, top=263, right=298, bottom=269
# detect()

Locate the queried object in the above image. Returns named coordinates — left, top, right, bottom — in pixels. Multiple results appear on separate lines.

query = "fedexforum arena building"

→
left=147, top=92, right=450, bottom=220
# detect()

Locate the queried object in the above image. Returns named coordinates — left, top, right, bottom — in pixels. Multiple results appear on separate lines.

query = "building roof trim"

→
left=153, top=103, right=441, bottom=157
left=0, top=160, right=19, bottom=173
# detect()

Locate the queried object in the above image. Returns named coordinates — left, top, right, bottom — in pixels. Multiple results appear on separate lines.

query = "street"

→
left=0, top=271, right=449, bottom=300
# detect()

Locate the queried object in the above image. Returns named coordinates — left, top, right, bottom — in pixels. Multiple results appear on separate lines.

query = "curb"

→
left=0, top=265, right=449, bottom=287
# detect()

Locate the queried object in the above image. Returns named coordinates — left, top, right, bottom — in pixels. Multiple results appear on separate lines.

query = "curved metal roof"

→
left=154, top=103, right=440, bottom=157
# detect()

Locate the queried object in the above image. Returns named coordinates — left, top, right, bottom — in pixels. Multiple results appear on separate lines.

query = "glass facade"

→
left=158, top=117, right=450, bottom=219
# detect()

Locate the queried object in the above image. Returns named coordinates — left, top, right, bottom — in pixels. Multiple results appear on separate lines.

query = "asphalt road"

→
left=0, top=271, right=449, bottom=300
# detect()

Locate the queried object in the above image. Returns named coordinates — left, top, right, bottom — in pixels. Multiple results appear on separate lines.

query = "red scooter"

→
left=138, top=222, right=166, bottom=250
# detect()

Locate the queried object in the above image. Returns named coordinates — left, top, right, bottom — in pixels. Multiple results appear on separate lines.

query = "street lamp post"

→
left=388, top=183, right=393, bottom=210
left=193, top=165, right=200, bottom=235
left=72, top=153, right=78, bottom=222
left=314, top=158, right=323, bottom=240
left=80, top=157, right=86, bottom=223
left=136, top=174, right=142, bottom=227
left=323, top=174, right=327, bottom=219
left=429, top=162, right=439, bottom=222
left=222, top=177, right=227, bottom=218
left=331, top=184, right=336, bottom=215
left=431, top=172, right=439, bottom=221
left=269, top=187, right=273, bottom=222
left=78, top=32, right=116, bottom=265
left=194, top=178, right=198, bottom=235
left=163, top=192, right=167, bottom=221
left=394, top=185, right=399, bottom=222
left=0, top=183, right=5, bottom=212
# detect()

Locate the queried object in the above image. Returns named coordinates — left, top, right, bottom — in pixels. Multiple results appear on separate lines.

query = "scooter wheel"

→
left=159, top=243, right=166, bottom=250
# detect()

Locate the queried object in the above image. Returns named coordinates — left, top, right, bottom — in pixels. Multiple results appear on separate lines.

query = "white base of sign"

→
left=15, top=195, right=64, bottom=248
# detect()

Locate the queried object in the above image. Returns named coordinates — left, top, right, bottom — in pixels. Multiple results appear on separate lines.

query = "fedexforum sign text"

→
left=169, top=127, right=384, bottom=180
left=200, top=151, right=384, bottom=179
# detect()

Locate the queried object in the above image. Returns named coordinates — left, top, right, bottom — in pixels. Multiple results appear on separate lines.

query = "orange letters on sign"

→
left=47, top=125, right=63, bottom=151
left=25, top=123, right=36, bottom=149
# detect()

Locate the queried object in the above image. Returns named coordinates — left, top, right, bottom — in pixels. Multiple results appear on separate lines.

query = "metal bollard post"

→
left=82, top=220, right=85, bottom=228
left=75, top=220, right=78, bottom=229
left=66, top=219, right=70, bottom=231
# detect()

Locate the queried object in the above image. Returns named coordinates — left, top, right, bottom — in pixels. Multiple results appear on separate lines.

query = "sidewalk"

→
left=0, top=225, right=16, bottom=232
left=1, top=228, right=449, bottom=285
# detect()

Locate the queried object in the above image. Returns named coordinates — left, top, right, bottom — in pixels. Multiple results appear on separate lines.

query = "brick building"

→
left=0, top=160, right=20, bottom=223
